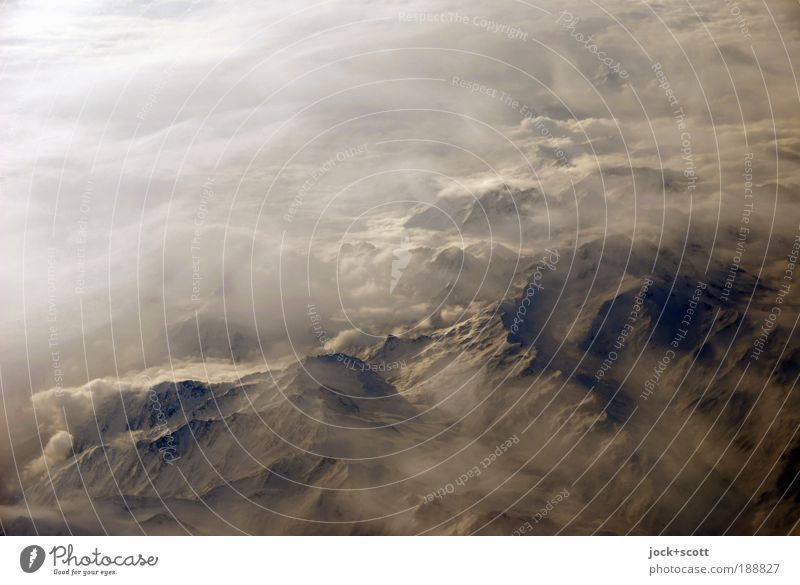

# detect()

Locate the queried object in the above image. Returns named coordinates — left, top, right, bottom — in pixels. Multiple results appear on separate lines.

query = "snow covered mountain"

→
left=7, top=232, right=799, bottom=536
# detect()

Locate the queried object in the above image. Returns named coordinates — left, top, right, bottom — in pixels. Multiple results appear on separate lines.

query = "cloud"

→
left=1, top=0, right=799, bottom=533
left=24, top=430, right=74, bottom=477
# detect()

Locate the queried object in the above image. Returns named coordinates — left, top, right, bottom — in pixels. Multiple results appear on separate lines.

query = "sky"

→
left=1, top=0, right=800, bottom=524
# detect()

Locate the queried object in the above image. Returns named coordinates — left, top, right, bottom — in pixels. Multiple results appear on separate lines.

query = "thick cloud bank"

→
left=1, top=0, right=800, bottom=534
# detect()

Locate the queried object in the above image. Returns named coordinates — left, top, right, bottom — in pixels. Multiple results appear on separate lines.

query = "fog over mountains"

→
left=1, top=0, right=800, bottom=535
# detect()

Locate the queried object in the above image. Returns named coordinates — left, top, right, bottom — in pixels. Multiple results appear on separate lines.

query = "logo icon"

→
left=20, top=545, right=46, bottom=573
left=390, top=237, right=412, bottom=294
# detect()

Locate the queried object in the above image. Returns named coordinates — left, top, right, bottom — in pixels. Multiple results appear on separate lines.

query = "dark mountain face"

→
left=10, top=234, right=800, bottom=535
